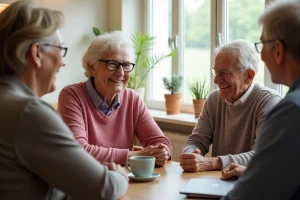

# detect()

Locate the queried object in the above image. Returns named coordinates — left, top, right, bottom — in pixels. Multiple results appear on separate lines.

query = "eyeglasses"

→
left=98, top=59, right=135, bottom=73
left=210, top=68, right=239, bottom=77
left=254, top=40, right=276, bottom=53
left=43, top=44, right=68, bottom=57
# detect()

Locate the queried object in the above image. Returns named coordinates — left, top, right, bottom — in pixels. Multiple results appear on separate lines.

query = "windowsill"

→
left=148, top=109, right=197, bottom=127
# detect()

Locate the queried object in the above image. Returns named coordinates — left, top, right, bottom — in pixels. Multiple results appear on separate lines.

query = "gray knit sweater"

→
left=182, top=83, right=282, bottom=168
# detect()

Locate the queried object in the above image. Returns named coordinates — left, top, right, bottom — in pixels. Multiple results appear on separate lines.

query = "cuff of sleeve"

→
left=218, top=155, right=234, bottom=169
left=182, top=145, right=200, bottom=154
left=113, top=149, right=129, bottom=165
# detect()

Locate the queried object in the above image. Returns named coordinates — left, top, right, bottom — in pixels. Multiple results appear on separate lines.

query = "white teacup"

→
left=125, top=156, right=155, bottom=177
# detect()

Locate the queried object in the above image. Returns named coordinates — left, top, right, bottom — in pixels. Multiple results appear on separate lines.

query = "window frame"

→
left=144, top=0, right=283, bottom=113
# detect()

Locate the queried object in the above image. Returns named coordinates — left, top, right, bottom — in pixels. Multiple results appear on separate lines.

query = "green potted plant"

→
left=128, top=32, right=173, bottom=95
left=187, top=75, right=210, bottom=118
left=92, top=28, right=173, bottom=100
left=162, top=75, right=183, bottom=115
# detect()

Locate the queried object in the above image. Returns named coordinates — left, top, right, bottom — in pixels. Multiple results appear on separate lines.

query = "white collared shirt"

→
left=225, top=81, right=255, bottom=106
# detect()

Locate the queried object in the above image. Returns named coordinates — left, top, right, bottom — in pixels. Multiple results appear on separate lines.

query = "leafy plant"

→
left=92, top=28, right=173, bottom=89
left=93, top=27, right=101, bottom=36
left=128, top=32, right=173, bottom=89
left=162, top=75, right=183, bottom=94
left=187, top=75, right=210, bottom=100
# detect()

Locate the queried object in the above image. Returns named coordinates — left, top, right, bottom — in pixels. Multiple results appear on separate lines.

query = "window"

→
left=145, top=0, right=284, bottom=112
left=227, top=0, right=265, bottom=86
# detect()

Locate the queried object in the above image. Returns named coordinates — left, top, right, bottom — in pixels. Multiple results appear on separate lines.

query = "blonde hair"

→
left=0, top=1, right=64, bottom=75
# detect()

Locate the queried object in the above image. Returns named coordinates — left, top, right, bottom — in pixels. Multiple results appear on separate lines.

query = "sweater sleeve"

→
left=182, top=96, right=213, bottom=155
left=135, top=93, right=172, bottom=158
left=15, top=100, right=128, bottom=200
left=58, top=86, right=129, bottom=164
left=218, top=92, right=282, bottom=168
left=223, top=102, right=300, bottom=200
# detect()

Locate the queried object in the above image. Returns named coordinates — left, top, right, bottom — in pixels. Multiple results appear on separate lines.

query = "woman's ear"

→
left=88, top=63, right=96, bottom=76
left=29, top=42, right=42, bottom=69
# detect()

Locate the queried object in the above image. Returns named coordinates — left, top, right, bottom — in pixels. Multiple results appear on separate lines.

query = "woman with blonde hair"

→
left=0, top=1, right=128, bottom=199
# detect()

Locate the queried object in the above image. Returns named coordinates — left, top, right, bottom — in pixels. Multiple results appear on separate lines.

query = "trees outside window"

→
left=145, top=0, right=286, bottom=112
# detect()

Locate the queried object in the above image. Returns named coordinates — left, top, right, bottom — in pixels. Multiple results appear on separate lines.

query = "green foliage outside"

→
left=184, top=0, right=264, bottom=48
left=182, top=0, right=265, bottom=103
left=162, top=75, right=183, bottom=95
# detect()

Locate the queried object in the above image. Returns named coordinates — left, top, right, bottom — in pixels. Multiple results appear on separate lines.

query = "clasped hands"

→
left=129, top=143, right=169, bottom=166
left=179, top=149, right=221, bottom=172
left=180, top=149, right=246, bottom=180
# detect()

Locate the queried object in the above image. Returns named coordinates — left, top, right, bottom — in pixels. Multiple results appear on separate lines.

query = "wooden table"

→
left=121, top=161, right=222, bottom=200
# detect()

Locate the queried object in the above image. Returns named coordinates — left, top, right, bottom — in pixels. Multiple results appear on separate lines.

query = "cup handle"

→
left=125, top=161, right=131, bottom=172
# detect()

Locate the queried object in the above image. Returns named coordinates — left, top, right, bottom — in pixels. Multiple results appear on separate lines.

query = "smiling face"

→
left=39, top=30, right=66, bottom=95
left=91, top=48, right=131, bottom=102
left=214, top=52, right=253, bottom=103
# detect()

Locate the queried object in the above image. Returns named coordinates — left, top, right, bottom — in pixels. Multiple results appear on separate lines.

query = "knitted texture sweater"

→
left=182, top=83, right=282, bottom=168
left=58, top=82, right=171, bottom=165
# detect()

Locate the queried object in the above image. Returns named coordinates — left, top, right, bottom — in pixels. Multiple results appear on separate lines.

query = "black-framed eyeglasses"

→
left=98, top=59, right=135, bottom=73
left=210, top=68, right=240, bottom=77
left=43, top=44, right=68, bottom=57
left=254, top=40, right=276, bottom=53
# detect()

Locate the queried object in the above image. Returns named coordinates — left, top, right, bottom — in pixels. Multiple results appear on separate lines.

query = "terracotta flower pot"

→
left=164, top=94, right=181, bottom=115
left=193, top=99, right=205, bottom=118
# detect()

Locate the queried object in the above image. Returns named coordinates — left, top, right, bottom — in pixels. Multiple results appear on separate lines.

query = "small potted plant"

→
left=187, top=75, right=209, bottom=118
left=162, top=75, right=183, bottom=115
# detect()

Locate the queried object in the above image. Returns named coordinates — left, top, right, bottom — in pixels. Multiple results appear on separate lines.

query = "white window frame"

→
left=144, top=0, right=282, bottom=113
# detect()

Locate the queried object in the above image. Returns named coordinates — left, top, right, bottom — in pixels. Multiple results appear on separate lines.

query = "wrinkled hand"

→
left=130, top=143, right=169, bottom=166
left=221, top=163, right=246, bottom=180
left=179, top=149, right=221, bottom=172
left=149, top=143, right=169, bottom=166
left=102, top=162, right=129, bottom=181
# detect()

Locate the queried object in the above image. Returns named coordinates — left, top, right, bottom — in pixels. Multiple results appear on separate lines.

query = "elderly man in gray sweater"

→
left=180, top=39, right=282, bottom=172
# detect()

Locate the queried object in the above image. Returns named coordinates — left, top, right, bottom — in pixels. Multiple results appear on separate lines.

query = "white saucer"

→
left=127, top=172, right=160, bottom=182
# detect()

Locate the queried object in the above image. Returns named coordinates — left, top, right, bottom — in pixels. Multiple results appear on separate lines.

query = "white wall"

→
left=39, top=0, right=145, bottom=103
left=1, top=0, right=145, bottom=103
left=121, top=0, right=144, bottom=34
left=35, top=0, right=108, bottom=103
left=0, top=0, right=108, bottom=103
left=107, top=0, right=144, bottom=33
left=2, top=0, right=108, bottom=103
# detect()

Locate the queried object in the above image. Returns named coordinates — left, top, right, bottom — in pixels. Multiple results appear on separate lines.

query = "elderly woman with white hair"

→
left=58, top=31, right=171, bottom=166
left=0, top=1, right=128, bottom=200
left=180, top=39, right=282, bottom=172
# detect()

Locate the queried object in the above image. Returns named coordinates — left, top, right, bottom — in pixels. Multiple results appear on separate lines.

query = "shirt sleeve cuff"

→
left=218, top=155, right=234, bottom=169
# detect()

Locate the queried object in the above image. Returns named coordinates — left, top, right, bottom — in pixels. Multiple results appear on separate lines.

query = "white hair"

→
left=82, top=30, right=135, bottom=77
left=214, top=39, right=259, bottom=73
left=259, top=0, right=300, bottom=62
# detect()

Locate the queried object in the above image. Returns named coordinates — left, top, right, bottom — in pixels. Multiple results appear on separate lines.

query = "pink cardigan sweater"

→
left=58, top=82, right=171, bottom=164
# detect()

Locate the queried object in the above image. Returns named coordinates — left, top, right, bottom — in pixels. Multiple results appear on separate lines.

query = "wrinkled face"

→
left=214, top=52, right=250, bottom=102
left=40, top=30, right=66, bottom=95
left=92, top=48, right=131, bottom=100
